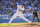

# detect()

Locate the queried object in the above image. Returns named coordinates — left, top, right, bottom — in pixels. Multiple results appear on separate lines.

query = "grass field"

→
left=0, top=23, right=21, bottom=26
left=0, top=22, right=40, bottom=27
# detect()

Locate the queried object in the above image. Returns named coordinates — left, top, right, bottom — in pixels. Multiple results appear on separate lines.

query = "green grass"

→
left=0, top=23, right=21, bottom=26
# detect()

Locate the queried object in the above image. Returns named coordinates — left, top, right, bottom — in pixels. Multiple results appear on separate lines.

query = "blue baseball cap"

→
left=22, top=3, right=24, bottom=5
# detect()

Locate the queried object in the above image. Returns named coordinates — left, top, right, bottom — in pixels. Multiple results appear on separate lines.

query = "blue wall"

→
left=0, top=17, right=40, bottom=23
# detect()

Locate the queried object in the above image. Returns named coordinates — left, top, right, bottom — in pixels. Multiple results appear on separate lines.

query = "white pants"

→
left=8, top=12, right=32, bottom=23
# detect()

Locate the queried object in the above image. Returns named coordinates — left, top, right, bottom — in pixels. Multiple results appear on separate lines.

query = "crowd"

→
left=0, top=0, right=40, bottom=19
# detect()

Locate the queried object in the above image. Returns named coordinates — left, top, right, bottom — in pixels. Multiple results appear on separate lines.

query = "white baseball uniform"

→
left=8, top=5, right=32, bottom=24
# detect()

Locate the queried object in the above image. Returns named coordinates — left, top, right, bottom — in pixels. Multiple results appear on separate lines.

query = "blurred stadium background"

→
left=0, top=0, right=40, bottom=23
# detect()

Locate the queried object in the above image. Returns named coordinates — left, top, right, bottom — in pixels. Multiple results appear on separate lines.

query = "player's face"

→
left=22, top=5, right=24, bottom=7
left=34, top=10, right=35, bottom=12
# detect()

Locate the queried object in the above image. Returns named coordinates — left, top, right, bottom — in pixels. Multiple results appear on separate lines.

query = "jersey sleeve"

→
left=17, top=5, right=21, bottom=9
